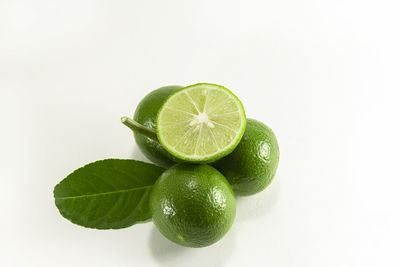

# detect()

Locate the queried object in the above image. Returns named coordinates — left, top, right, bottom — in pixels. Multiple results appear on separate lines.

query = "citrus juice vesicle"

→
left=156, top=83, right=246, bottom=163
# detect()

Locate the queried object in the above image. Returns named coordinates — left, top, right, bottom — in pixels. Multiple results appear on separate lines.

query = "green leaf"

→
left=54, top=159, right=165, bottom=229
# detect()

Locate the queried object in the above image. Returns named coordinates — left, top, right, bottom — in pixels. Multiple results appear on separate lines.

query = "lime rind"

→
left=156, top=83, right=246, bottom=163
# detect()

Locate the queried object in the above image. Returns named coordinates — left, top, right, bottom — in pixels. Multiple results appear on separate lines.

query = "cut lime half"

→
left=156, top=83, right=246, bottom=163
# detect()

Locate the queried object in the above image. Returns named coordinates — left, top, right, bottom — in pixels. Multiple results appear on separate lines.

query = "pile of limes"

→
left=121, top=83, right=279, bottom=248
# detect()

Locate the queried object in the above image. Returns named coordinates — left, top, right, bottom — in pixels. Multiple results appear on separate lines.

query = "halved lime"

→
left=156, top=83, right=246, bottom=163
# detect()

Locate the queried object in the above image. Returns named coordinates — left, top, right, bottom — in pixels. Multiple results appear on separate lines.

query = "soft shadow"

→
left=149, top=224, right=236, bottom=267
left=149, top=227, right=188, bottom=262
left=235, top=175, right=281, bottom=222
left=131, top=146, right=148, bottom=162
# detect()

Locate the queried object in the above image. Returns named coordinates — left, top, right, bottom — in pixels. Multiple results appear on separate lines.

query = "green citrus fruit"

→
left=156, top=83, right=246, bottom=163
left=213, top=118, right=279, bottom=196
left=150, top=163, right=236, bottom=248
left=133, top=86, right=182, bottom=168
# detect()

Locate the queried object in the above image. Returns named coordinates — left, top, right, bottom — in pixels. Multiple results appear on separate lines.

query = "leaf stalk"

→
left=121, top=116, right=159, bottom=142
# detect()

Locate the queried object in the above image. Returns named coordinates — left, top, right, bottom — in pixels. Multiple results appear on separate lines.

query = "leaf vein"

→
left=55, top=186, right=152, bottom=200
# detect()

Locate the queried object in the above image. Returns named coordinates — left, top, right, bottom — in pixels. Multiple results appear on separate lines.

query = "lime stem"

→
left=120, top=116, right=159, bottom=142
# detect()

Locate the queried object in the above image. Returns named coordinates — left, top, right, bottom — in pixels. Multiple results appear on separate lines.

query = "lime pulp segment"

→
left=156, top=83, right=246, bottom=163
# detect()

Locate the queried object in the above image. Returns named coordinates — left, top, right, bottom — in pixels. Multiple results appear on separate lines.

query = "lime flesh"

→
left=150, top=163, right=236, bottom=247
left=156, top=83, right=246, bottom=163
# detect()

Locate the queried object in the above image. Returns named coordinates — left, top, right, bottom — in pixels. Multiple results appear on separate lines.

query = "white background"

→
left=1, top=0, right=399, bottom=266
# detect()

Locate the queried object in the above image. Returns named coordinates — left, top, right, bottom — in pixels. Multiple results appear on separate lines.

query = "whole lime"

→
left=150, top=163, right=236, bottom=248
left=213, top=118, right=279, bottom=196
left=133, top=86, right=182, bottom=168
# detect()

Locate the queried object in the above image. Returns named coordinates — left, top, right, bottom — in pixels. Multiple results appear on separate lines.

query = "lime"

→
left=150, top=163, right=236, bottom=248
left=156, top=83, right=246, bottom=163
left=131, top=86, right=182, bottom=168
left=213, top=118, right=280, bottom=196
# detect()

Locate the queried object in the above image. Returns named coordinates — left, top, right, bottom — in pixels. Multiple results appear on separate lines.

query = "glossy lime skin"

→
left=213, top=118, right=280, bottom=196
left=133, top=86, right=182, bottom=168
left=150, top=164, right=236, bottom=248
